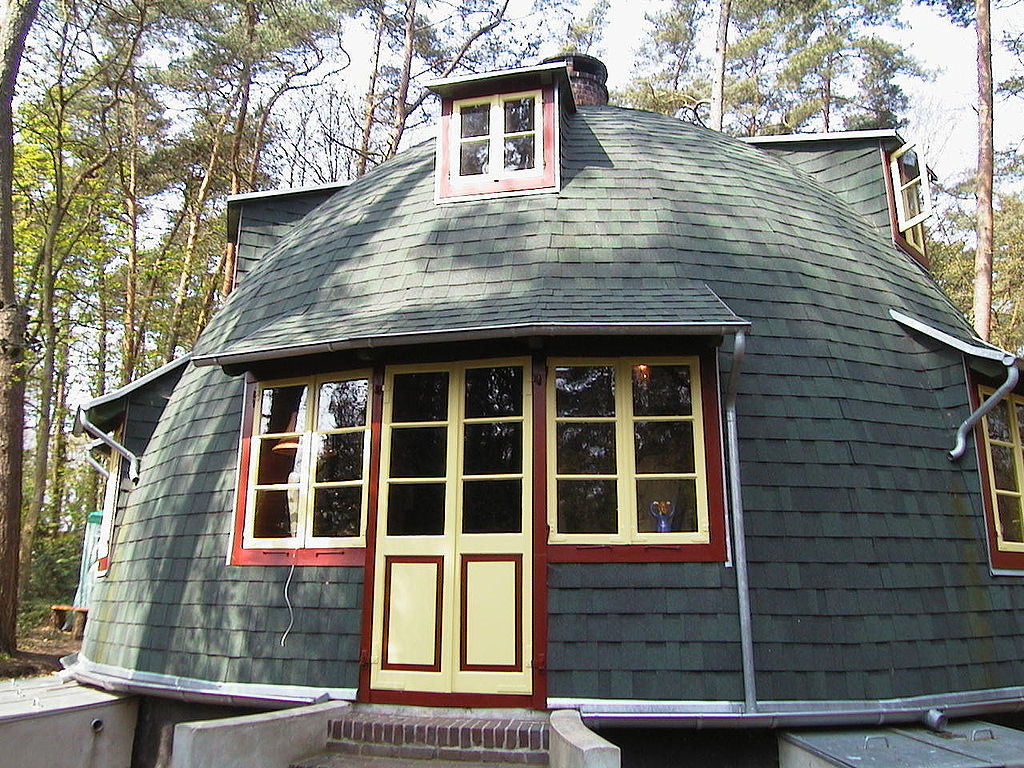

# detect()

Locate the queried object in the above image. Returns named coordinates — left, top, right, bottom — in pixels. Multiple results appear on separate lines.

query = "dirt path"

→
left=0, top=624, right=82, bottom=679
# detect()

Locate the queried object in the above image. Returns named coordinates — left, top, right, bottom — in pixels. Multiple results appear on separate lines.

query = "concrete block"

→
left=170, top=700, right=350, bottom=768
left=549, top=709, right=620, bottom=768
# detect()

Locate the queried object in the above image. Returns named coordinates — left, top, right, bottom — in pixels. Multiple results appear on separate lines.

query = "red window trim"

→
left=972, top=377, right=1024, bottom=571
left=229, top=372, right=370, bottom=568
left=544, top=350, right=729, bottom=564
left=437, top=85, right=558, bottom=201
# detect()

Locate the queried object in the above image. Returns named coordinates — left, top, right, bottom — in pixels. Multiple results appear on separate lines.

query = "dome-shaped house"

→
left=72, top=56, right=1024, bottom=765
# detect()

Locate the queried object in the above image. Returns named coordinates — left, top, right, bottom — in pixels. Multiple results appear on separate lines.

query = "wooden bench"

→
left=50, top=604, right=88, bottom=639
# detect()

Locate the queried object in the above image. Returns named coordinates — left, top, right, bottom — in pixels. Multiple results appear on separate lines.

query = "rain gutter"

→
left=551, top=686, right=1024, bottom=729
left=193, top=320, right=752, bottom=369
left=68, top=654, right=353, bottom=709
left=889, top=309, right=1020, bottom=460
left=724, top=330, right=756, bottom=713
left=75, top=409, right=140, bottom=485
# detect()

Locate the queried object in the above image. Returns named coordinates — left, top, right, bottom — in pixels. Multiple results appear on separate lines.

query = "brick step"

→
left=290, top=754, right=538, bottom=768
left=315, top=709, right=550, bottom=766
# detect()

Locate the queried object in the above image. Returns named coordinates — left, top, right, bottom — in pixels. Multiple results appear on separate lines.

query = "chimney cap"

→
left=540, top=53, right=608, bottom=85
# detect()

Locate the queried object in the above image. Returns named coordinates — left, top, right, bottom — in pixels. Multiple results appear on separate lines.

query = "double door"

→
left=369, top=361, right=532, bottom=696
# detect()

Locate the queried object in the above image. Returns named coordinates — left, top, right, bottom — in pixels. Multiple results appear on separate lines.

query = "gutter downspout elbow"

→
left=77, top=409, right=141, bottom=484
left=950, top=361, right=1020, bottom=461
left=725, top=330, right=757, bottom=713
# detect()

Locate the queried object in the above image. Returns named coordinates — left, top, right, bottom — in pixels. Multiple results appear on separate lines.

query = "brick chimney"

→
left=541, top=53, right=608, bottom=106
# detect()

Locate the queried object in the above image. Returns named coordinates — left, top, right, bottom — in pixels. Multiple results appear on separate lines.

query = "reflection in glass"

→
left=460, top=104, right=489, bottom=137
left=388, top=483, right=445, bottom=535
left=318, top=379, right=367, bottom=429
left=253, top=490, right=294, bottom=538
left=257, top=436, right=302, bottom=485
left=504, top=98, right=534, bottom=133
left=634, top=421, right=694, bottom=474
left=998, top=495, right=1024, bottom=543
left=504, top=136, right=535, bottom=171
left=992, top=445, right=1019, bottom=491
left=556, top=423, right=615, bottom=474
left=315, top=433, right=364, bottom=482
left=464, top=423, right=522, bottom=475
left=312, top=487, right=361, bottom=537
left=632, top=365, right=691, bottom=416
left=988, top=400, right=1012, bottom=442
left=465, top=366, right=522, bottom=418
left=390, top=427, right=446, bottom=478
left=259, top=385, right=307, bottom=433
left=463, top=480, right=521, bottom=533
left=636, top=479, right=697, bottom=533
left=555, top=366, right=614, bottom=417
left=460, top=141, right=489, bottom=176
left=556, top=479, right=617, bottom=533
left=392, top=372, right=449, bottom=422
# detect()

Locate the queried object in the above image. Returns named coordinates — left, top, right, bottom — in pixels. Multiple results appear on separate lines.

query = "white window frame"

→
left=243, top=371, right=372, bottom=550
left=450, top=90, right=544, bottom=187
left=890, top=142, right=933, bottom=233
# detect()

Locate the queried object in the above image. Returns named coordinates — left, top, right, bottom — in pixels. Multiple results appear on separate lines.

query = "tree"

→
left=0, top=0, right=41, bottom=654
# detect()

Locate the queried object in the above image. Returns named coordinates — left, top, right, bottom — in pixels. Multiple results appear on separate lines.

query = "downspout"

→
left=76, top=408, right=140, bottom=484
left=888, top=310, right=1020, bottom=460
left=725, top=330, right=757, bottom=713
left=83, top=438, right=110, bottom=479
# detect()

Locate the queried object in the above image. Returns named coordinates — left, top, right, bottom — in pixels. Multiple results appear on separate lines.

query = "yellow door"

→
left=369, top=361, right=532, bottom=696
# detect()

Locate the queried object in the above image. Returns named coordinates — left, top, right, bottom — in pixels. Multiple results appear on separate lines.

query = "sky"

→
left=542, top=0, right=1023, bottom=184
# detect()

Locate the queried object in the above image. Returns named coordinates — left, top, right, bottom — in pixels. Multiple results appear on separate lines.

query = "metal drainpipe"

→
left=950, top=362, right=1020, bottom=461
left=77, top=409, right=141, bottom=484
left=725, top=330, right=757, bottom=713
left=84, top=439, right=111, bottom=479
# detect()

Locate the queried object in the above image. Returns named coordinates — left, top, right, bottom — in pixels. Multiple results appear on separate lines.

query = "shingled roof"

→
left=75, top=102, right=1024, bottom=721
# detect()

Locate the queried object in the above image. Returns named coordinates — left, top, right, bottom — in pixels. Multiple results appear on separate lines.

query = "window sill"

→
left=546, top=541, right=725, bottom=563
left=231, top=546, right=366, bottom=567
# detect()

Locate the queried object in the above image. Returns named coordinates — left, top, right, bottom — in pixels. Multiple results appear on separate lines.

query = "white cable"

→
left=280, top=563, right=296, bottom=647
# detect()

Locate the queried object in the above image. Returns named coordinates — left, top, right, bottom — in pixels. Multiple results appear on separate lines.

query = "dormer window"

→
left=888, top=142, right=933, bottom=258
left=429, top=62, right=572, bottom=202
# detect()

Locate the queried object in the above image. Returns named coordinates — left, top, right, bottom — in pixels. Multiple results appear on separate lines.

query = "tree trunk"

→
left=973, top=0, right=994, bottom=341
left=0, top=0, right=42, bottom=654
left=388, top=0, right=417, bottom=159
left=357, top=2, right=385, bottom=177
left=711, top=0, right=731, bottom=131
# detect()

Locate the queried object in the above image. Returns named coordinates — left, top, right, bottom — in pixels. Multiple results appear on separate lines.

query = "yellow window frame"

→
left=546, top=357, right=711, bottom=545
left=244, top=371, right=372, bottom=549
left=980, top=387, right=1024, bottom=553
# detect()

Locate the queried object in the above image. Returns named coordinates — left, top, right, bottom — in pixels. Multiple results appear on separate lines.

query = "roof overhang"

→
left=75, top=355, right=192, bottom=432
left=742, top=129, right=903, bottom=146
left=426, top=61, right=575, bottom=110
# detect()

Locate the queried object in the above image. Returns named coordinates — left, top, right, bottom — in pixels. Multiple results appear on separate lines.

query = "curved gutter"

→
left=724, top=330, right=756, bottom=713
left=888, top=310, right=1020, bottom=460
left=76, top=409, right=140, bottom=484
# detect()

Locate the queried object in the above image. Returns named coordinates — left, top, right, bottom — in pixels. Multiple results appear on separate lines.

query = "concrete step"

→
left=290, top=708, right=550, bottom=766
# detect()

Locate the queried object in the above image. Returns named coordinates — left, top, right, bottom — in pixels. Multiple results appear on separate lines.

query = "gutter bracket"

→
left=888, top=310, right=1020, bottom=461
left=77, top=409, right=140, bottom=484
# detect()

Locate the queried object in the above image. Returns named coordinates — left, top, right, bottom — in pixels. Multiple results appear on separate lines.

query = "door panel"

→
left=370, top=361, right=532, bottom=697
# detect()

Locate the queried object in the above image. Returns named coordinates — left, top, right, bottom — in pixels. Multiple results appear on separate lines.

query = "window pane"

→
left=256, top=436, right=302, bottom=485
left=312, top=487, right=361, bottom=538
left=504, top=136, right=535, bottom=171
left=504, top=97, right=534, bottom=133
left=318, top=379, right=368, bottom=429
left=636, top=479, right=698, bottom=533
left=557, top=422, right=616, bottom=474
left=460, top=140, right=489, bottom=176
left=390, top=427, right=446, bottom=478
left=1017, top=402, right=1024, bottom=444
left=634, top=421, right=695, bottom=474
left=465, top=366, right=522, bottom=418
left=460, top=103, right=489, bottom=137
left=557, top=479, right=617, bottom=533
left=259, top=384, right=307, bottom=433
left=987, top=400, right=1012, bottom=442
left=633, top=365, right=692, bottom=416
left=998, top=495, right=1024, bottom=543
left=464, top=423, right=522, bottom=475
left=392, top=372, right=448, bottom=422
left=462, top=479, right=521, bottom=533
left=387, top=483, right=445, bottom=535
left=555, top=366, right=614, bottom=417
left=315, top=432, right=364, bottom=482
left=253, top=490, right=295, bottom=538
left=992, top=445, right=1019, bottom=491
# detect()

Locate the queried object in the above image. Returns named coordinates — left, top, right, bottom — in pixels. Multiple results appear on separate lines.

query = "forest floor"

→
left=0, top=623, right=82, bottom=680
